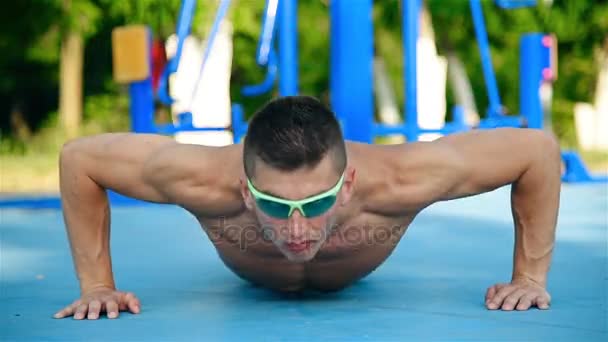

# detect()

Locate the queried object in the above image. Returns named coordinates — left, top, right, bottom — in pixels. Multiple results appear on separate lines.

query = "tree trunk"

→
left=10, top=102, right=31, bottom=141
left=59, top=30, right=83, bottom=138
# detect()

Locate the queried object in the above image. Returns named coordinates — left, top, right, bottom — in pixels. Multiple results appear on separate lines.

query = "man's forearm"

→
left=60, top=143, right=116, bottom=293
left=510, top=139, right=561, bottom=286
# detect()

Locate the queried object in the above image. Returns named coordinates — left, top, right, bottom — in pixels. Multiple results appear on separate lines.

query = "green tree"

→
left=0, top=1, right=62, bottom=141
left=418, top=0, right=608, bottom=146
left=58, top=0, right=101, bottom=138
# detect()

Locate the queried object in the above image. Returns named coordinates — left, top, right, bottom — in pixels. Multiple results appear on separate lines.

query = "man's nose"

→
left=287, top=209, right=307, bottom=240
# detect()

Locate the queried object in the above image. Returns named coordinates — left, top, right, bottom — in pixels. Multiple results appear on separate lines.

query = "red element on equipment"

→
left=151, top=39, right=167, bottom=92
left=542, top=68, right=553, bottom=81
left=542, top=35, right=552, bottom=48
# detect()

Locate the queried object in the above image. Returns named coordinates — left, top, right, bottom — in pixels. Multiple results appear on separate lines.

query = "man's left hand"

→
left=485, top=278, right=551, bottom=311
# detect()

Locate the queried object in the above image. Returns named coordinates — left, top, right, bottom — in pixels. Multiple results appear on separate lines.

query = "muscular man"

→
left=53, top=96, right=561, bottom=320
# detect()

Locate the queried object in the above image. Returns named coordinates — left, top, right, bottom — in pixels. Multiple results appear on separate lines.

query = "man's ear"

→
left=339, top=166, right=356, bottom=206
left=239, top=177, right=255, bottom=210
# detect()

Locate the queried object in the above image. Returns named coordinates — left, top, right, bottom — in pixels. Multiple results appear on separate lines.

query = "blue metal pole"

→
left=279, top=0, right=298, bottom=96
left=188, top=0, right=232, bottom=107
left=329, top=0, right=342, bottom=125
left=329, top=0, right=374, bottom=142
left=174, top=0, right=197, bottom=68
left=470, top=0, right=503, bottom=118
left=242, top=0, right=279, bottom=97
left=520, top=33, right=547, bottom=129
left=157, top=0, right=197, bottom=105
left=404, top=0, right=420, bottom=142
left=129, top=80, right=155, bottom=133
left=257, top=0, right=279, bottom=66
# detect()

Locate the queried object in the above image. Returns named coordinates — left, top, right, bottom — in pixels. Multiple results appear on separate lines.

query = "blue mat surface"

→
left=1, top=184, right=606, bottom=341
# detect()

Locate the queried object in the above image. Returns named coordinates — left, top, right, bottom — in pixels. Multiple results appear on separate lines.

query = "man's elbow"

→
left=60, top=135, right=111, bottom=167
left=59, top=137, right=99, bottom=182
left=59, top=138, right=85, bottom=170
left=534, top=131, right=561, bottom=167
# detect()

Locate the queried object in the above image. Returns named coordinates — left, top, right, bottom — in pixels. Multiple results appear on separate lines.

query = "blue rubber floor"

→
left=1, top=184, right=606, bottom=341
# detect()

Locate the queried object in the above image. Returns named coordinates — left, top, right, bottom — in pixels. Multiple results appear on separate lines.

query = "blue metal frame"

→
left=231, top=104, right=248, bottom=142
left=495, top=0, right=537, bottom=9
left=403, top=0, right=420, bottom=142
left=124, top=0, right=605, bottom=183
left=136, top=0, right=237, bottom=136
left=561, top=151, right=608, bottom=183
left=278, top=0, right=298, bottom=96
left=520, top=33, right=547, bottom=129
left=241, top=50, right=278, bottom=96
left=242, top=0, right=279, bottom=97
left=470, top=0, right=503, bottom=119
left=257, top=0, right=279, bottom=66
left=157, top=0, right=197, bottom=106
left=188, top=0, right=233, bottom=106
left=329, top=0, right=374, bottom=142
left=129, top=79, right=155, bottom=133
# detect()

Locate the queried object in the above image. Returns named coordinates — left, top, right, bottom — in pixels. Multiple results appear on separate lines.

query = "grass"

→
left=579, top=149, right=608, bottom=173
left=1, top=122, right=67, bottom=194
left=1, top=152, right=60, bottom=194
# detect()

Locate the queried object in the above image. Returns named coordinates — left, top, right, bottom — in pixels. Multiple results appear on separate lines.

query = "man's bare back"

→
left=54, top=96, right=561, bottom=320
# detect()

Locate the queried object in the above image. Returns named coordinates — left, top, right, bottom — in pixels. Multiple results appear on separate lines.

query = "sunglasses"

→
left=247, top=174, right=345, bottom=219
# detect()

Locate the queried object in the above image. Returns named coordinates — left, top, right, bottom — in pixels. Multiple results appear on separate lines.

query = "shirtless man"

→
left=53, top=96, right=561, bottom=320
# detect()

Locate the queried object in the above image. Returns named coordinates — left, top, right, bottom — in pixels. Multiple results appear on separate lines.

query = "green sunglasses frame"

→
left=247, top=173, right=345, bottom=218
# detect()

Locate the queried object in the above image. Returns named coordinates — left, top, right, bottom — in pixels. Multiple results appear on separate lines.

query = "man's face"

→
left=242, top=156, right=354, bottom=263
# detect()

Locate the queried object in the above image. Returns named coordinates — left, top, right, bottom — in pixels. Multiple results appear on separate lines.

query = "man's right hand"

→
left=53, top=287, right=141, bottom=320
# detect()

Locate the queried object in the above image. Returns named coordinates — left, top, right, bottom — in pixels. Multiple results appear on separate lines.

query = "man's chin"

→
left=279, top=245, right=320, bottom=263
left=284, top=252, right=315, bottom=263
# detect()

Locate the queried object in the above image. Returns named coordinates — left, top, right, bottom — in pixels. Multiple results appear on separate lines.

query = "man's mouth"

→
left=285, top=240, right=315, bottom=253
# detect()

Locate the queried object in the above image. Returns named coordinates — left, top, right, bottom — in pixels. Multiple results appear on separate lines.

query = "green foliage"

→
left=229, top=0, right=331, bottom=116
left=82, top=92, right=131, bottom=133
left=102, top=0, right=182, bottom=38
left=58, top=0, right=102, bottom=38
left=420, top=0, right=608, bottom=146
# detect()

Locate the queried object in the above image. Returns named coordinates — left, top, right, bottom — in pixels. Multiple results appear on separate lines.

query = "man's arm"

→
left=387, top=128, right=561, bottom=310
left=56, top=133, right=242, bottom=319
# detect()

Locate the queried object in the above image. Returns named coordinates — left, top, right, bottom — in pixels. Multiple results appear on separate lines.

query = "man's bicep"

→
left=143, top=142, right=245, bottom=214
left=62, top=133, right=178, bottom=203
left=435, top=128, right=547, bottom=201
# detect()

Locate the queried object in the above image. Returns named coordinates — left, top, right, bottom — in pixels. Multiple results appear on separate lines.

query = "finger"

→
left=502, top=288, right=528, bottom=311
left=486, top=284, right=510, bottom=304
left=73, top=303, right=89, bottom=320
left=485, top=284, right=507, bottom=304
left=87, top=300, right=102, bottom=320
left=106, top=300, right=119, bottom=319
left=487, top=285, right=518, bottom=310
left=516, top=293, right=536, bottom=311
left=54, top=299, right=81, bottom=319
left=124, top=293, right=141, bottom=314
left=485, top=286, right=497, bottom=303
left=121, top=292, right=140, bottom=313
left=536, top=295, right=551, bottom=310
left=54, top=304, right=75, bottom=319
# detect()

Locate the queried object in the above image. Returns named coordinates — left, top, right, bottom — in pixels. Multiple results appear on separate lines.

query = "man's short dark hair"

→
left=243, top=96, right=346, bottom=178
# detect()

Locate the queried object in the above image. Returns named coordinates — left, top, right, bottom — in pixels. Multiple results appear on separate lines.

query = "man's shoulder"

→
left=344, top=139, right=448, bottom=215
left=344, top=139, right=430, bottom=167
left=147, top=142, right=244, bottom=206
